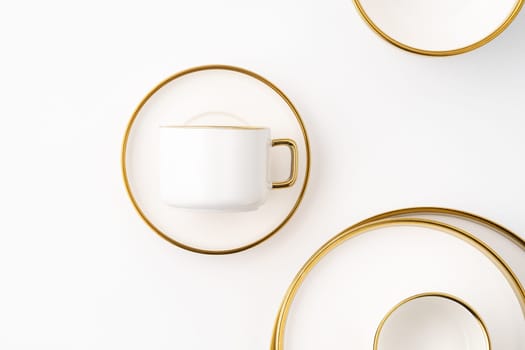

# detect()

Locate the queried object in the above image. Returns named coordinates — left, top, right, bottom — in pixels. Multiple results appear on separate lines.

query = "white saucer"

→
left=353, top=0, right=523, bottom=55
left=122, top=65, right=310, bottom=254
left=375, top=293, right=490, bottom=350
left=271, top=218, right=525, bottom=350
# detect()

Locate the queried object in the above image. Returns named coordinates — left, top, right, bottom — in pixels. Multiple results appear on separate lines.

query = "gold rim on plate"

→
left=270, top=217, right=525, bottom=349
left=352, top=0, right=524, bottom=56
left=360, top=207, right=525, bottom=251
left=121, top=64, right=311, bottom=255
left=374, top=292, right=491, bottom=350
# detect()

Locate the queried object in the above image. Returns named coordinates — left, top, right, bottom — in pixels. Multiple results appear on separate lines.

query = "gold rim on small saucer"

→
left=374, top=292, right=491, bottom=350
left=352, top=0, right=524, bottom=56
left=270, top=218, right=525, bottom=350
left=121, top=64, right=311, bottom=255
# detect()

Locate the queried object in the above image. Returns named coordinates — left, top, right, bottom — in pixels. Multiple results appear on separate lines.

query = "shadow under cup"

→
left=159, top=125, right=298, bottom=211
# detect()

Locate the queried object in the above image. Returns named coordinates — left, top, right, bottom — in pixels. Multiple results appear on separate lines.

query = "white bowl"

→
left=354, top=0, right=523, bottom=55
left=374, top=293, right=490, bottom=350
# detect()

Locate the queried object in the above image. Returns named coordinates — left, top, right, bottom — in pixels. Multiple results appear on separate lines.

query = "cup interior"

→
left=374, top=293, right=490, bottom=350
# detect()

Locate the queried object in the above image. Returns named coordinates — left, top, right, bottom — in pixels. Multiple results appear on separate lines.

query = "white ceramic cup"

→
left=159, top=125, right=298, bottom=211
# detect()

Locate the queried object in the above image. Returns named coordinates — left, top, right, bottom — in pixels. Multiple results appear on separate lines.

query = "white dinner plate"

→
left=122, top=65, right=310, bottom=254
left=353, top=0, right=524, bottom=55
left=271, top=218, right=525, bottom=350
left=361, top=207, right=525, bottom=290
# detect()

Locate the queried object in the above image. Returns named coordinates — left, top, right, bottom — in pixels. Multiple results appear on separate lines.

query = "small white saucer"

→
left=353, top=0, right=523, bottom=55
left=374, top=293, right=490, bottom=350
left=271, top=217, right=525, bottom=350
left=122, top=65, right=310, bottom=254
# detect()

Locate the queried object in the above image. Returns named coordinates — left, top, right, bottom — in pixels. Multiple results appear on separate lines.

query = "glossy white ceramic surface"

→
left=124, top=67, right=308, bottom=251
left=357, top=0, right=520, bottom=52
left=282, top=224, right=524, bottom=350
left=160, top=126, right=271, bottom=211
left=381, top=211, right=525, bottom=293
left=376, top=295, right=489, bottom=350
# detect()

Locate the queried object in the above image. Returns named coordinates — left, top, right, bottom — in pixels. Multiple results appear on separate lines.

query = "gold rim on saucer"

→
left=352, top=0, right=524, bottom=56
left=270, top=218, right=525, bottom=350
left=374, top=292, right=491, bottom=350
left=121, top=64, right=311, bottom=255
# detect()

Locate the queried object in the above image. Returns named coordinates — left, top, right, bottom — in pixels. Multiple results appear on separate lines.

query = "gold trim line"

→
left=352, top=0, right=524, bottom=56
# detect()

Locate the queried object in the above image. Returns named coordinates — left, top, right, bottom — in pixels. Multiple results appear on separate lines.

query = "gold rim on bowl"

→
left=352, top=0, right=524, bottom=56
left=373, top=292, right=491, bottom=350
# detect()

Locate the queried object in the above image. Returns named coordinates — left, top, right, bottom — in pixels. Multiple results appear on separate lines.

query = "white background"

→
left=1, top=1, right=524, bottom=349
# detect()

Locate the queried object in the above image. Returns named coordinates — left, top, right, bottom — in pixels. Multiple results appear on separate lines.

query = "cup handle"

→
left=271, top=139, right=299, bottom=189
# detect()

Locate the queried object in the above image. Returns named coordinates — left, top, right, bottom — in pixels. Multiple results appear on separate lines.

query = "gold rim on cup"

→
left=121, top=64, right=311, bottom=255
left=159, top=125, right=267, bottom=130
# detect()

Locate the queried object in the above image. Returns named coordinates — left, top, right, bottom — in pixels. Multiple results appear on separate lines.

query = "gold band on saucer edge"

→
left=352, top=0, right=524, bottom=56
left=373, top=292, right=491, bottom=350
left=270, top=216, right=525, bottom=350
left=121, top=64, right=311, bottom=255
